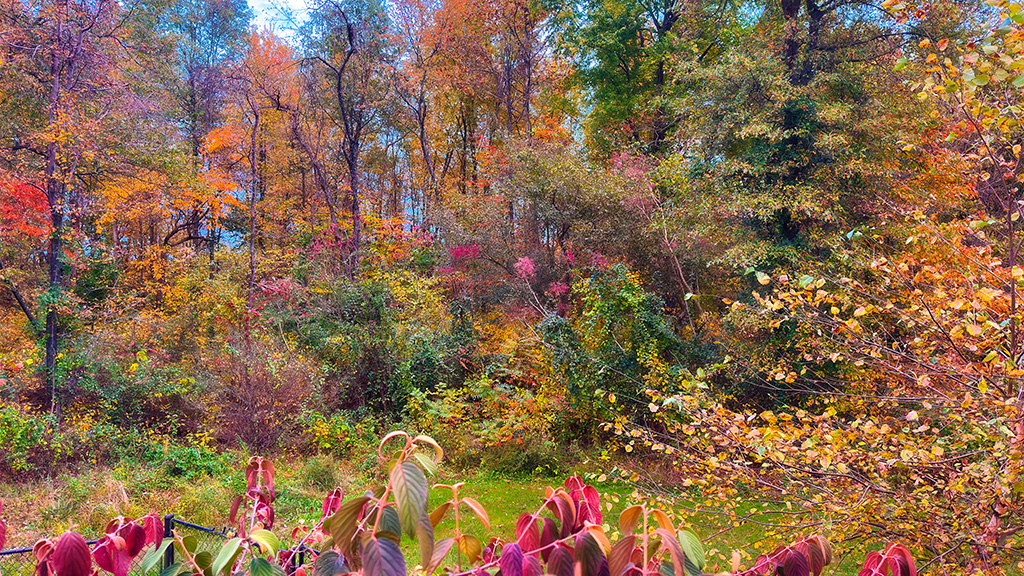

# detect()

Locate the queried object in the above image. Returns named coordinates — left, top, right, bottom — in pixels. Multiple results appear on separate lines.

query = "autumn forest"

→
left=0, top=0, right=1023, bottom=573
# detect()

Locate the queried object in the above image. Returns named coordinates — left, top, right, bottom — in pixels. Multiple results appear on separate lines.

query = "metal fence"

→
left=0, top=515, right=269, bottom=576
left=163, top=515, right=232, bottom=572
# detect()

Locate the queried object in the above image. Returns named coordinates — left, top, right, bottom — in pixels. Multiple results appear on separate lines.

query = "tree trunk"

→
left=43, top=18, right=68, bottom=421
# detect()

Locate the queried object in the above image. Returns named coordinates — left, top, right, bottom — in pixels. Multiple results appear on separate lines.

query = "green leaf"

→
left=894, top=57, right=908, bottom=71
left=142, top=541, right=173, bottom=575
left=1014, top=75, right=1024, bottom=87
left=176, top=536, right=198, bottom=556
left=362, top=536, right=406, bottom=576
left=249, top=558, right=285, bottom=576
left=378, top=506, right=402, bottom=541
left=312, top=551, right=348, bottom=576
left=389, top=460, right=428, bottom=539
left=654, top=529, right=684, bottom=576
left=964, top=67, right=976, bottom=82
left=412, top=452, right=437, bottom=476
left=194, top=551, right=214, bottom=573
left=158, top=563, right=182, bottom=576
left=211, top=538, right=242, bottom=576
left=676, top=529, right=705, bottom=576
left=326, top=495, right=372, bottom=555
left=249, top=530, right=282, bottom=557
left=974, top=74, right=991, bottom=86
left=416, top=512, right=435, bottom=569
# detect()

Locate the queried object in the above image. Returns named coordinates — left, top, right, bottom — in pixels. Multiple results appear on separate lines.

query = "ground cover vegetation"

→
left=0, top=0, right=1023, bottom=572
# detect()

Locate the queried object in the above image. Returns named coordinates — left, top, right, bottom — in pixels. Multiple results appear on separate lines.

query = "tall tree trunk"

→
left=247, top=103, right=260, bottom=311
left=346, top=138, right=362, bottom=278
left=44, top=14, right=67, bottom=422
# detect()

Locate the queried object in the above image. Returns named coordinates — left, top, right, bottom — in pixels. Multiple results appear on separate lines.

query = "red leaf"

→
left=516, top=514, right=540, bottom=555
left=321, top=488, right=344, bottom=519
left=53, top=532, right=92, bottom=576
left=580, top=486, right=602, bottom=526
left=546, top=545, right=574, bottom=576
left=573, top=533, right=604, bottom=576
left=93, top=535, right=133, bottom=576
left=539, top=517, right=559, bottom=562
left=544, top=496, right=575, bottom=538
left=783, top=549, right=810, bottom=576
left=138, top=514, right=163, bottom=548
left=608, top=535, right=636, bottom=576
left=564, top=477, right=584, bottom=493
left=858, top=551, right=884, bottom=576
left=93, top=537, right=116, bottom=575
left=885, top=544, right=916, bottom=576
left=121, top=522, right=146, bottom=557
left=229, top=496, right=243, bottom=526
left=34, top=539, right=55, bottom=576
left=523, top=556, right=542, bottom=576
left=0, top=517, right=7, bottom=550
left=34, top=539, right=55, bottom=563
left=499, top=543, right=524, bottom=576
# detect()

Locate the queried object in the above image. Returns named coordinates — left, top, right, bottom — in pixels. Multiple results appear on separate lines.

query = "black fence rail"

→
left=0, top=515, right=310, bottom=576
left=163, top=515, right=231, bottom=573
left=0, top=535, right=152, bottom=576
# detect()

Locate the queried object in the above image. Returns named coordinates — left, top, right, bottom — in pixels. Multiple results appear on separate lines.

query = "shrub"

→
left=298, top=411, right=353, bottom=456
left=0, top=403, right=48, bottom=475
left=213, top=341, right=313, bottom=451
left=163, top=439, right=227, bottom=480
left=299, top=454, right=339, bottom=491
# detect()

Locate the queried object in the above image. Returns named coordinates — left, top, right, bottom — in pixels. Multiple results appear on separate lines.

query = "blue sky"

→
left=249, top=0, right=309, bottom=32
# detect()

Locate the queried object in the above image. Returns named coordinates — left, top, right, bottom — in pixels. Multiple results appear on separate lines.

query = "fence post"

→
left=163, top=514, right=175, bottom=569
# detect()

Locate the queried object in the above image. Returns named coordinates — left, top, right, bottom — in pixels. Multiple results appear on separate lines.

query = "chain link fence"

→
left=0, top=515, right=274, bottom=576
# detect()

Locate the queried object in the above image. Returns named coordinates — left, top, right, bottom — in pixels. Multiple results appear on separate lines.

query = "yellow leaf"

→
left=967, top=324, right=984, bottom=336
left=854, top=306, right=868, bottom=317
left=976, top=287, right=1003, bottom=302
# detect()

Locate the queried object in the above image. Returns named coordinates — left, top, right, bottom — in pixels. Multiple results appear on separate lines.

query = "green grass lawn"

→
left=4, top=459, right=1020, bottom=576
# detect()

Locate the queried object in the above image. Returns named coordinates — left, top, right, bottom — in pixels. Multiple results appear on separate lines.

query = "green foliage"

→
left=298, top=411, right=353, bottom=456
left=163, top=441, right=228, bottom=480
left=0, top=403, right=48, bottom=474
left=404, top=378, right=565, bottom=474
left=540, top=264, right=682, bottom=439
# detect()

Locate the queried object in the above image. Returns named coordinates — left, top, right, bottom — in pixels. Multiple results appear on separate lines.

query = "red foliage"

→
left=94, top=516, right=154, bottom=576
left=0, top=179, right=49, bottom=239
